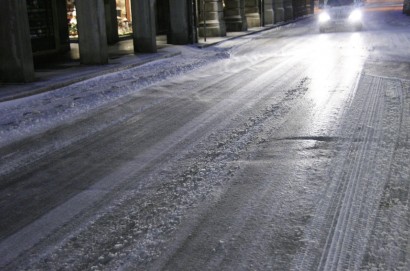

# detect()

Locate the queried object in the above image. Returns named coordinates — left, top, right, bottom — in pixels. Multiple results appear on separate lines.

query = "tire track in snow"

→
left=320, top=78, right=384, bottom=270
left=361, top=80, right=410, bottom=270
left=293, top=74, right=404, bottom=270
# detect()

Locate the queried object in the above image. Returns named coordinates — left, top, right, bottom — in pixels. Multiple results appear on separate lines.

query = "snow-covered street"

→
left=1, top=1, right=410, bottom=270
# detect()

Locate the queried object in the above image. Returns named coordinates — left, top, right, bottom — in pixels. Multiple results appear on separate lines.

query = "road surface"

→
left=1, top=1, right=410, bottom=270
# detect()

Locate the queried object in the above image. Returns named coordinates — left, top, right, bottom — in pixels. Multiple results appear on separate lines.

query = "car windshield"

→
left=327, top=0, right=354, bottom=6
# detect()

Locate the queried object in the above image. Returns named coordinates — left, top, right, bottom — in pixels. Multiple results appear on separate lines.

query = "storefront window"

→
left=66, top=0, right=77, bottom=39
left=116, top=0, right=132, bottom=35
left=66, top=0, right=132, bottom=39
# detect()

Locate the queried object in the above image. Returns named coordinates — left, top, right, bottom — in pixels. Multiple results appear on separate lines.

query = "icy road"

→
left=1, top=1, right=410, bottom=270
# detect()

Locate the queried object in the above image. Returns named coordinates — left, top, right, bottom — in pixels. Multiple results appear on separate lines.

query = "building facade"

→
left=0, top=0, right=313, bottom=83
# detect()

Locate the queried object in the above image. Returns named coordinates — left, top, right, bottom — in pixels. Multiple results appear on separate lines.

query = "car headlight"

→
left=349, top=9, right=362, bottom=22
left=319, top=12, right=331, bottom=23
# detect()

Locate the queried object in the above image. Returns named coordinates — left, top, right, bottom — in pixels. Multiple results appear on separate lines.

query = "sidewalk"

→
left=0, top=20, right=309, bottom=103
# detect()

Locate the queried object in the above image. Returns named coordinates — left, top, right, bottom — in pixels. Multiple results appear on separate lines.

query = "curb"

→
left=0, top=51, right=181, bottom=103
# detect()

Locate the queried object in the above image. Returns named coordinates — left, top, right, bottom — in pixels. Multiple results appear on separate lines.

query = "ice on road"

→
left=1, top=1, right=410, bottom=270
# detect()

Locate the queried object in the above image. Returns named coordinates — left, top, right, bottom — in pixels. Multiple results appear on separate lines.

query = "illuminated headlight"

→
left=319, top=12, right=331, bottom=23
left=348, top=9, right=362, bottom=22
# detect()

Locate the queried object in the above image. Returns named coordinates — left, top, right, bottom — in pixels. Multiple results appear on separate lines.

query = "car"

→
left=318, top=0, right=364, bottom=32
left=404, top=0, right=410, bottom=15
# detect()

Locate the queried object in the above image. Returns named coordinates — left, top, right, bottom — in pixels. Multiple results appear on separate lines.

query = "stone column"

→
left=169, top=0, right=189, bottom=44
left=56, top=0, right=70, bottom=53
left=104, top=0, right=119, bottom=45
left=187, top=0, right=197, bottom=43
left=274, top=0, right=285, bottom=23
left=284, top=0, right=293, bottom=21
left=0, top=0, right=34, bottom=83
left=307, top=0, right=314, bottom=14
left=245, top=0, right=260, bottom=28
left=198, top=0, right=226, bottom=37
left=292, top=0, right=306, bottom=18
left=263, top=0, right=274, bottom=25
left=224, top=0, right=247, bottom=32
left=131, top=0, right=157, bottom=53
left=76, top=0, right=108, bottom=64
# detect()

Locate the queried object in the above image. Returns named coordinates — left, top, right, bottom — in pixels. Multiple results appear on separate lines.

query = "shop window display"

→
left=66, top=0, right=132, bottom=39
left=116, top=0, right=132, bottom=36
left=66, top=0, right=77, bottom=38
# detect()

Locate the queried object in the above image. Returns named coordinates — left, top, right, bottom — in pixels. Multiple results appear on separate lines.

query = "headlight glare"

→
left=349, top=9, right=362, bottom=22
left=319, top=12, right=331, bottom=23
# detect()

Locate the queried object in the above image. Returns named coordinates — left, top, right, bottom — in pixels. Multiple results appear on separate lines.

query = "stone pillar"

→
left=274, top=0, right=285, bottom=23
left=131, top=0, right=157, bottom=53
left=198, top=0, right=226, bottom=37
left=319, top=0, right=324, bottom=7
left=309, top=0, right=315, bottom=14
left=56, top=0, right=70, bottom=53
left=245, top=0, right=260, bottom=28
left=0, top=0, right=34, bottom=83
left=76, top=0, right=108, bottom=64
left=284, top=0, right=293, bottom=21
left=187, top=0, right=197, bottom=43
left=169, top=0, right=189, bottom=44
left=104, top=0, right=119, bottom=44
left=224, top=0, right=247, bottom=32
left=307, top=0, right=314, bottom=14
left=292, top=0, right=305, bottom=18
left=263, top=0, right=274, bottom=25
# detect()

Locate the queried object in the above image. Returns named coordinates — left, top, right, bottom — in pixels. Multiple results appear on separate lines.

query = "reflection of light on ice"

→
left=345, top=33, right=365, bottom=73
left=307, top=35, right=337, bottom=106
left=307, top=33, right=365, bottom=106
left=298, top=33, right=367, bottom=137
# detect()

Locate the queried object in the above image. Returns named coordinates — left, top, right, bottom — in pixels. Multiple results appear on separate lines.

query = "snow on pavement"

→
left=0, top=45, right=229, bottom=149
